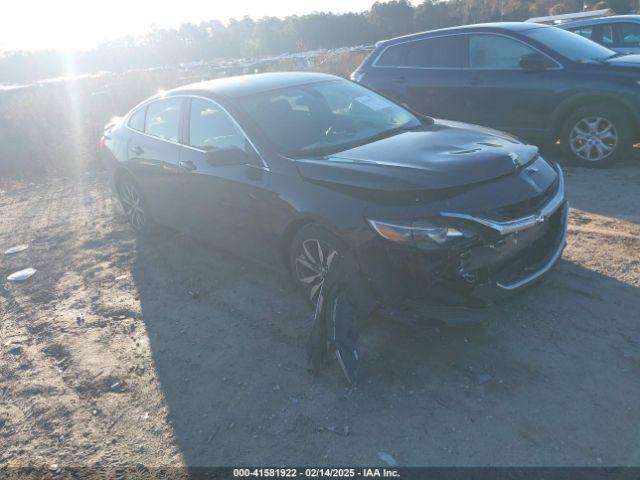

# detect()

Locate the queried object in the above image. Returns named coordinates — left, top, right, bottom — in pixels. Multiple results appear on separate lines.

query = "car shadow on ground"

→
left=130, top=227, right=640, bottom=466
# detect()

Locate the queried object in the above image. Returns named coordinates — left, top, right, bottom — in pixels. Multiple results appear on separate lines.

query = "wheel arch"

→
left=551, top=93, right=640, bottom=141
left=280, top=216, right=347, bottom=271
left=113, top=165, right=136, bottom=186
left=112, top=166, right=153, bottom=219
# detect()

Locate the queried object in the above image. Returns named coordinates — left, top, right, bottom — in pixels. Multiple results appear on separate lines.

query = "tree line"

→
left=0, top=0, right=635, bottom=83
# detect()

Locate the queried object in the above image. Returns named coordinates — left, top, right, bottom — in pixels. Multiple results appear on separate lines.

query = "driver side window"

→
left=188, top=98, right=247, bottom=151
left=469, top=34, right=537, bottom=69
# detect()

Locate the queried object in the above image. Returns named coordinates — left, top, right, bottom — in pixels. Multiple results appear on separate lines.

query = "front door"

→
left=175, top=97, right=276, bottom=265
left=366, top=34, right=468, bottom=120
left=459, top=33, right=555, bottom=138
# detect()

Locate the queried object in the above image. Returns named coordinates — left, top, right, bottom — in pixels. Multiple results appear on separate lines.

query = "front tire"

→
left=289, top=224, right=344, bottom=306
left=116, top=175, right=153, bottom=234
left=560, top=104, right=631, bottom=168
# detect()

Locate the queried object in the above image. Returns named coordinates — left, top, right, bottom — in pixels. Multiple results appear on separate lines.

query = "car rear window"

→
left=376, top=35, right=467, bottom=68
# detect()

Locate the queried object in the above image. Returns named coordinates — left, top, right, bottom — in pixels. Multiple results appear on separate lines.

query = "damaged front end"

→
left=308, top=163, right=568, bottom=385
left=369, top=162, right=568, bottom=321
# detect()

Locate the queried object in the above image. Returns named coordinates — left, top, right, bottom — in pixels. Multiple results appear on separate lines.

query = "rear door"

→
left=368, top=35, right=468, bottom=120
left=125, top=97, right=186, bottom=228
left=459, top=33, right=556, bottom=136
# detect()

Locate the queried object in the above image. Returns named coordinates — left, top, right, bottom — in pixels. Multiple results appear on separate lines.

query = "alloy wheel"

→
left=569, top=116, right=618, bottom=163
left=294, top=238, right=338, bottom=305
left=119, top=180, right=147, bottom=232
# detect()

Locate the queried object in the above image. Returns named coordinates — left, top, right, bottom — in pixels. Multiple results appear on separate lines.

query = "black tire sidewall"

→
left=560, top=104, right=631, bottom=168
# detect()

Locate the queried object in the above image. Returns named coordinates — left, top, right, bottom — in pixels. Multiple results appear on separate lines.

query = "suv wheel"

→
left=560, top=104, right=631, bottom=167
left=289, top=224, right=343, bottom=306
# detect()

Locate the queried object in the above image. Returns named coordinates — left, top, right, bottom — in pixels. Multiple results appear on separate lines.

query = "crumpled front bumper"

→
left=368, top=165, right=569, bottom=325
left=467, top=200, right=568, bottom=304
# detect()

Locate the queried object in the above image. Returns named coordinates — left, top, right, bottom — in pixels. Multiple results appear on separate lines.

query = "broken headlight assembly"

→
left=367, top=218, right=475, bottom=250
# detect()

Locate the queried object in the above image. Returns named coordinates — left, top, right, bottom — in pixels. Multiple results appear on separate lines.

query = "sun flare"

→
left=0, top=0, right=383, bottom=53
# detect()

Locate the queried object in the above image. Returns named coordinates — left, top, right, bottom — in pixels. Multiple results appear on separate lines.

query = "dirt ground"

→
left=1, top=153, right=639, bottom=469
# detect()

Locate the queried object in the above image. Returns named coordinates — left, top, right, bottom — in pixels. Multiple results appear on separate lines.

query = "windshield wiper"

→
left=337, top=123, right=423, bottom=152
left=595, top=52, right=626, bottom=63
left=360, top=125, right=412, bottom=144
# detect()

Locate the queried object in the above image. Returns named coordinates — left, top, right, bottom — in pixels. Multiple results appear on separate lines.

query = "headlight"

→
left=367, top=218, right=471, bottom=249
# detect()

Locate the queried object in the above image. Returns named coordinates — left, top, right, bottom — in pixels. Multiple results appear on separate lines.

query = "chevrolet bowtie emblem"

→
left=509, top=152, right=523, bottom=167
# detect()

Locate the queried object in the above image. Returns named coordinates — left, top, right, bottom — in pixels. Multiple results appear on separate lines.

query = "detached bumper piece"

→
left=307, top=250, right=385, bottom=387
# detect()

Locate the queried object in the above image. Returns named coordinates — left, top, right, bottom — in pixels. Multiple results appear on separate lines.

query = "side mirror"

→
left=205, top=147, right=257, bottom=166
left=520, top=53, right=553, bottom=71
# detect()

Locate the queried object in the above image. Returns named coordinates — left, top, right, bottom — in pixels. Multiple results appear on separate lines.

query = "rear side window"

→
left=145, top=97, right=182, bottom=142
left=376, top=36, right=466, bottom=68
left=469, top=34, right=537, bottom=69
left=376, top=44, right=407, bottom=67
left=128, top=107, right=146, bottom=132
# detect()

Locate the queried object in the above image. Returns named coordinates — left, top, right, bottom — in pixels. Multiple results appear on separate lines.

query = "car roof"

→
left=377, top=22, right=548, bottom=46
left=559, top=14, right=640, bottom=29
left=167, top=72, right=339, bottom=99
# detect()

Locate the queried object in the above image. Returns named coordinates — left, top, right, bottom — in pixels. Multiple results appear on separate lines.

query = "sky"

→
left=0, top=0, right=401, bottom=53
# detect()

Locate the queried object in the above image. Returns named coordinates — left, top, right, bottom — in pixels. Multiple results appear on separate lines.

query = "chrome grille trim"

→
left=496, top=203, right=568, bottom=290
left=440, top=164, right=565, bottom=236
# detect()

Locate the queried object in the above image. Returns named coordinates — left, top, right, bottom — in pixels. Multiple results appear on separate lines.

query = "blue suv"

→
left=353, top=22, right=640, bottom=167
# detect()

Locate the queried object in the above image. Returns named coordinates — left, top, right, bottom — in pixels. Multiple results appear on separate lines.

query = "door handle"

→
left=178, top=160, right=196, bottom=172
left=392, top=76, right=407, bottom=84
left=468, top=77, right=482, bottom=86
left=131, top=145, right=144, bottom=155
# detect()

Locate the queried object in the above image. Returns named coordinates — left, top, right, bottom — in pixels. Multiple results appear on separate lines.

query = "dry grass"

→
left=0, top=51, right=367, bottom=180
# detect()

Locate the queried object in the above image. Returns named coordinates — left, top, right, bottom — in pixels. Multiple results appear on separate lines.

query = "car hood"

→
left=295, top=120, right=539, bottom=191
left=603, top=53, right=640, bottom=68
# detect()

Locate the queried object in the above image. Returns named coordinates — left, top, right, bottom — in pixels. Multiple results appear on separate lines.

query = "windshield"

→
left=523, top=26, right=616, bottom=62
left=237, top=79, right=422, bottom=158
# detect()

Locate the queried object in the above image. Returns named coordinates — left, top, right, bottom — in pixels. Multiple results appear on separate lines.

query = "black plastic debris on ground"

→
left=306, top=249, right=383, bottom=387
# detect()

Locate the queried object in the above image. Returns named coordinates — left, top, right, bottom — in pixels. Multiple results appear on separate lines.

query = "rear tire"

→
left=560, top=104, right=631, bottom=168
left=116, top=175, right=153, bottom=234
left=289, top=224, right=345, bottom=306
